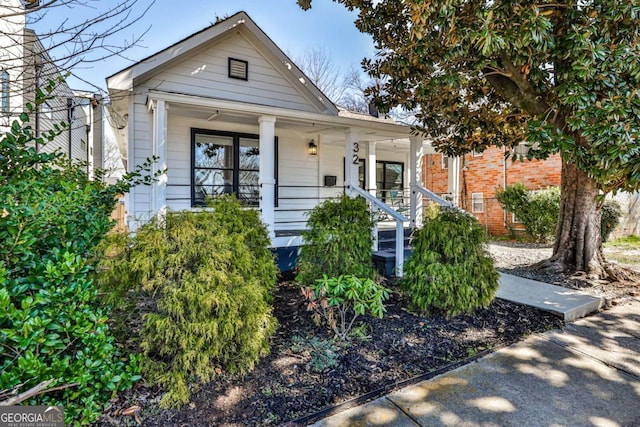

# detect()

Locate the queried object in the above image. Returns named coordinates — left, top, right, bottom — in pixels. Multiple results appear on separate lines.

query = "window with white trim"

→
left=471, top=149, right=482, bottom=157
left=471, top=193, right=484, bottom=213
left=442, top=155, right=449, bottom=169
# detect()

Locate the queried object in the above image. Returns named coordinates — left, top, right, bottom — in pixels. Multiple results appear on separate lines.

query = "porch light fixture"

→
left=308, top=139, right=318, bottom=155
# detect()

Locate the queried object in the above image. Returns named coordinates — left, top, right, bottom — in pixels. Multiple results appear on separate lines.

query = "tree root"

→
left=533, top=257, right=639, bottom=284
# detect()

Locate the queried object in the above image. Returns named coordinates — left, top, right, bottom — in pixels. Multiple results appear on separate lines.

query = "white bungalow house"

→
left=106, top=12, right=441, bottom=275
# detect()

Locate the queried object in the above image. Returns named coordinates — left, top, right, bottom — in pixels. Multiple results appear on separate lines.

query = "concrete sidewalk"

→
left=309, top=299, right=640, bottom=427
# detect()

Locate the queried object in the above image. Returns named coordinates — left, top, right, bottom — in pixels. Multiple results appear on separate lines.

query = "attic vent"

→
left=23, top=0, right=40, bottom=8
left=228, top=58, right=248, bottom=81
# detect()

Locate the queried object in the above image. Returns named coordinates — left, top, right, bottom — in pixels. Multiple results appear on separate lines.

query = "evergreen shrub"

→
left=297, top=194, right=375, bottom=286
left=98, top=196, right=278, bottom=407
left=400, top=208, right=499, bottom=317
left=0, top=102, right=151, bottom=424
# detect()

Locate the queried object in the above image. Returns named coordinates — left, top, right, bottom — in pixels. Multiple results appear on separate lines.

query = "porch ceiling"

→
left=168, top=102, right=412, bottom=145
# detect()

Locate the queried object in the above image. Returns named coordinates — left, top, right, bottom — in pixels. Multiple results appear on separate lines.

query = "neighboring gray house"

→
left=107, top=12, right=435, bottom=275
left=0, top=0, right=100, bottom=174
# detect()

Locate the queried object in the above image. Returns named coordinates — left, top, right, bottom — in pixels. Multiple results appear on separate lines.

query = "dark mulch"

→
left=96, top=281, right=563, bottom=427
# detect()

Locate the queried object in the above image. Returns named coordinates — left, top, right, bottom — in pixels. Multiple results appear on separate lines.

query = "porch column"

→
left=409, top=135, right=424, bottom=228
left=344, top=128, right=360, bottom=195
left=367, top=141, right=378, bottom=251
left=367, top=141, right=377, bottom=196
left=448, top=156, right=461, bottom=206
left=150, top=99, right=168, bottom=220
left=259, top=115, right=276, bottom=239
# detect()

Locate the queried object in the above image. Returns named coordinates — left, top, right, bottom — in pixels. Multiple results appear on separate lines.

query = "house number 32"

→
left=352, top=142, right=360, bottom=165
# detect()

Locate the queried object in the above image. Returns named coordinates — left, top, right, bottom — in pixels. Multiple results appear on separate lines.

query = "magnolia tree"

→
left=299, top=0, right=640, bottom=279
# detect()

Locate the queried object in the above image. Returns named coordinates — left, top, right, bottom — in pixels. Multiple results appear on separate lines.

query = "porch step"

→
left=373, top=248, right=413, bottom=277
left=377, top=228, right=412, bottom=251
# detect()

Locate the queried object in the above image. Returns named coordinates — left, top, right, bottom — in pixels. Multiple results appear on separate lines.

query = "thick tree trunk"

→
left=539, top=159, right=607, bottom=278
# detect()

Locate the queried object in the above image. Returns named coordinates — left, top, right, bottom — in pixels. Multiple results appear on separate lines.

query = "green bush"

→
left=0, top=107, right=149, bottom=424
left=496, top=184, right=560, bottom=242
left=98, top=196, right=278, bottom=407
left=400, top=208, right=499, bottom=317
left=601, top=200, right=621, bottom=243
left=496, top=184, right=621, bottom=243
left=297, top=194, right=375, bottom=286
left=301, top=275, right=389, bottom=340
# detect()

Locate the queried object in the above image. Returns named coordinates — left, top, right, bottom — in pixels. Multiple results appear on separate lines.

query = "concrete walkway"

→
left=497, top=273, right=606, bottom=321
left=309, top=299, right=640, bottom=427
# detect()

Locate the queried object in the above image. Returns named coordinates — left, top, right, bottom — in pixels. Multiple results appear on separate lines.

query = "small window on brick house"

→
left=512, top=212, right=521, bottom=224
left=228, top=58, right=248, bottom=80
left=472, top=149, right=482, bottom=157
left=471, top=193, right=484, bottom=213
left=442, top=155, right=449, bottom=169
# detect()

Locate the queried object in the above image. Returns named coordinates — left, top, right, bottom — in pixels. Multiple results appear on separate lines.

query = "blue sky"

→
left=31, top=0, right=374, bottom=93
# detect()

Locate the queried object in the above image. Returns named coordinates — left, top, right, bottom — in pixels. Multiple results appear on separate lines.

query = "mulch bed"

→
left=96, top=281, right=563, bottom=427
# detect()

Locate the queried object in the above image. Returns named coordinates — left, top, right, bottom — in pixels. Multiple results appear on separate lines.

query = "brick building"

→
left=423, top=146, right=562, bottom=236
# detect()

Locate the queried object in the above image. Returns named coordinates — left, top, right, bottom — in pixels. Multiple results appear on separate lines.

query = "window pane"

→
left=194, top=169, right=234, bottom=204
left=195, top=134, right=233, bottom=168
left=472, top=193, right=484, bottom=212
left=238, top=170, right=260, bottom=205
left=1, top=71, right=9, bottom=113
left=358, top=159, right=366, bottom=188
left=376, top=162, right=384, bottom=189
left=239, top=137, right=259, bottom=171
left=385, top=163, right=403, bottom=190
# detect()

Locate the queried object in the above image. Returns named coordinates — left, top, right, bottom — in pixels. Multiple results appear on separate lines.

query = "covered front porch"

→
left=141, top=90, right=449, bottom=276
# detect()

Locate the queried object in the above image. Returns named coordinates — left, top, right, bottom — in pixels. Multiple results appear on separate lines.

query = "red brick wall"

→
left=423, top=148, right=562, bottom=236
left=423, top=153, right=449, bottom=194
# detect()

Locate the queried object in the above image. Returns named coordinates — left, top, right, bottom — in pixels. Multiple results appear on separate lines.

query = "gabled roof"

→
left=106, top=11, right=338, bottom=115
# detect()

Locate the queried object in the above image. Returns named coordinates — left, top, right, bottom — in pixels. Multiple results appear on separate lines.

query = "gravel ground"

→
left=487, top=241, right=640, bottom=303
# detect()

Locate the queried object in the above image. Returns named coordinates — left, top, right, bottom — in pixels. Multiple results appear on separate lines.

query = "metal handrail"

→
left=349, top=185, right=409, bottom=223
left=416, top=185, right=454, bottom=207
left=349, top=185, right=407, bottom=277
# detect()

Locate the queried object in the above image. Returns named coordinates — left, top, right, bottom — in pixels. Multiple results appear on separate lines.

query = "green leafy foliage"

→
left=496, top=184, right=560, bottom=243
left=97, top=196, right=278, bottom=408
left=297, top=194, right=376, bottom=286
left=0, top=107, right=150, bottom=424
left=299, top=0, right=640, bottom=274
left=496, top=184, right=621, bottom=243
left=401, top=208, right=499, bottom=317
left=301, top=275, right=389, bottom=341
left=601, top=200, right=622, bottom=243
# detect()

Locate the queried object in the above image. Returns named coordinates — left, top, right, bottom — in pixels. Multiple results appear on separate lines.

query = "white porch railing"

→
left=415, top=184, right=455, bottom=207
left=349, top=185, right=409, bottom=277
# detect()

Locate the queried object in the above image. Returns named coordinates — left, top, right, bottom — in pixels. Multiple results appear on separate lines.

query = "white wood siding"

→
left=143, top=32, right=318, bottom=113
left=156, top=114, right=325, bottom=232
